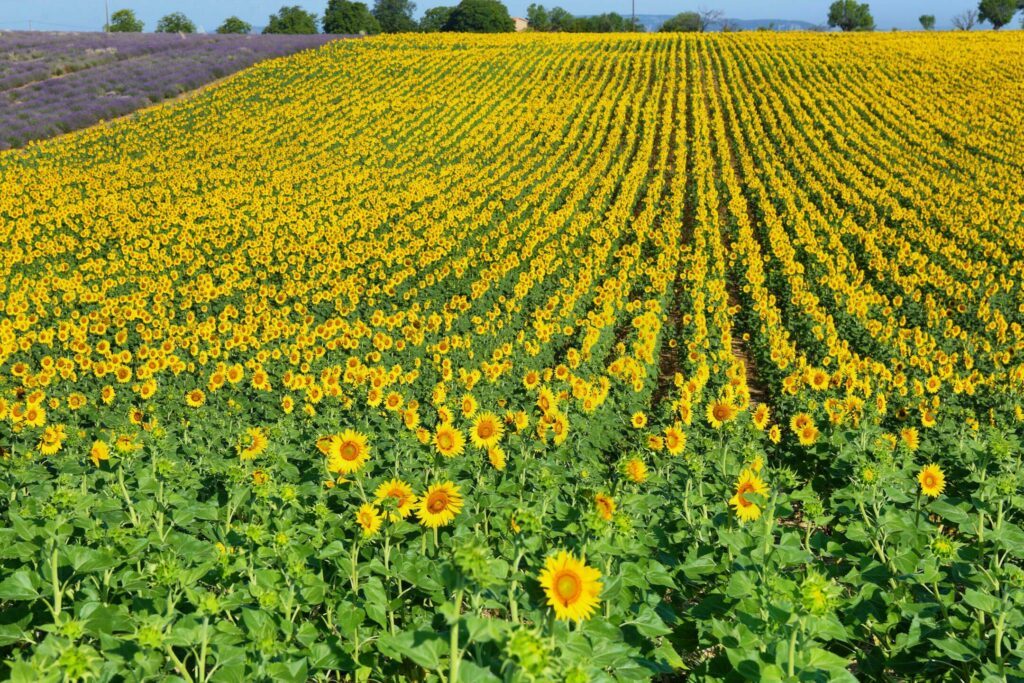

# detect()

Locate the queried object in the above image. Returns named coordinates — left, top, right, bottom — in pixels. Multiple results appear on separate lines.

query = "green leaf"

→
left=361, top=577, right=388, bottom=628
left=458, top=659, right=501, bottom=682
left=0, top=569, right=38, bottom=601
left=962, top=588, right=1000, bottom=615
left=631, top=604, right=672, bottom=638
left=932, top=637, right=977, bottom=662
left=376, top=630, right=447, bottom=670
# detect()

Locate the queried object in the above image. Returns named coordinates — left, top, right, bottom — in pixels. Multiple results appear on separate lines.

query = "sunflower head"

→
left=434, top=423, right=466, bottom=458
left=918, top=464, right=946, bottom=498
left=417, top=482, right=463, bottom=528
left=729, top=469, right=769, bottom=523
left=538, top=551, right=602, bottom=622
left=326, top=429, right=371, bottom=475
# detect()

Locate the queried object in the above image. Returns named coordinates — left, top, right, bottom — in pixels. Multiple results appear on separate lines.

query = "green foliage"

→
left=978, top=0, right=1018, bottom=28
left=524, top=5, right=638, bottom=32
left=443, top=0, right=514, bottom=32
left=373, top=0, right=418, bottom=32
left=660, top=12, right=701, bottom=32
left=324, top=0, right=381, bottom=34
left=217, top=16, right=253, bottom=34
left=526, top=3, right=550, bottom=30
left=107, top=8, right=143, bottom=33
left=263, top=5, right=320, bottom=34
left=827, top=0, right=875, bottom=31
left=155, top=12, right=197, bottom=34
left=919, top=14, right=936, bottom=29
left=419, top=6, right=454, bottom=31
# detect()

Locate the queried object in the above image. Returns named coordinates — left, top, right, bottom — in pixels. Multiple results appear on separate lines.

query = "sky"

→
left=0, top=0, right=1012, bottom=32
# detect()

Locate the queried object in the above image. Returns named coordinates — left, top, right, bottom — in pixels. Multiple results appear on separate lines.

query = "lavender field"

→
left=0, top=31, right=346, bottom=149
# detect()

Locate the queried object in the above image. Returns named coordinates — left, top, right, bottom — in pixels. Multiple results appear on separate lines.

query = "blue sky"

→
left=0, top=0, right=1012, bottom=32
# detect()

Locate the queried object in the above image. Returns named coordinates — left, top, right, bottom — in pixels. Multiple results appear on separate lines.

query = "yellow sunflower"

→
left=89, top=441, right=110, bottom=467
left=374, top=478, right=417, bottom=519
left=326, top=429, right=371, bottom=475
left=625, top=457, right=648, bottom=484
left=918, top=464, right=946, bottom=498
left=185, top=389, right=206, bottom=408
left=729, top=469, right=769, bottom=523
left=434, top=422, right=466, bottom=458
left=594, top=493, right=615, bottom=521
left=752, top=404, right=770, bottom=431
left=356, top=503, right=383, bottom=537
left=664, top=424, right=686, bottom=455
left=538, top=551, right=603, bottom=622
left=417, top=482, right=463, bottom=528
left=470, top=412, right=504, bottom=449
left=706, top=399, right=737, bottom=429
left=239, top=427, right=269, bottom=460
left=631, top=412, right=647, bottom=429
left=487, top=445, right=507, bottom=471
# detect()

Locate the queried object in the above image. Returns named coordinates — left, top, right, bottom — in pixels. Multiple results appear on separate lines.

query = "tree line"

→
left=105, top=0, right=1024, bottom=35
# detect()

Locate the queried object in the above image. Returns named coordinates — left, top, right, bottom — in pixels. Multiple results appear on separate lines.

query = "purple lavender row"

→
left=0, top=32, right=345, bottom=149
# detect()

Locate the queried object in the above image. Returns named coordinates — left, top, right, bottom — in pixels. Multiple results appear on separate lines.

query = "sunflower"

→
left=38, top=425, right=67, bottom=455
left=706, top=399, right=737, bottom=429
left=798, top=424, right=819, bottom=446
left=768, top=425, right=782, bottom=443
left=23, top=404, right=46, bottom=428
left=326, top=429, right=371, bottom=474
left=461, top=394, right=478, bottom=418
left=631, top=412, right=647, bottom=429
left=625, top=457, right=648, bottom=484
left=730, top=469, right=769, bottom=523
left=538, top=551, right=603, bottom=622
left=808, top=369, right=830, bottom=391
left=901, top=427, right=920, bottom=451
left=921, top=409, right=936, bottom=429
left=594, top=493, right=615, bottom=521
left=417, top=482, right=463, bottom=528
left=487, top=445, right=507, bottom=471
left=752, top=404, right=770, bottom=431
left=664, top=424, right=686, bottom=455
left=434, top=422, right=466, bottom=458
left=356, top=503, right=383, bottom=537
left=89, top=441, right=110, bottom=467
left=239, top=427, right=269, bottom=460
left=918, top=464, right=946, bottom=497
left=374, top=479, right=417, bottom=520
left=523, top=370, right=541, bottom=390
left=470, top=412, right=504, bottom=449
left=790, top=412, right=813, bottom=433
left=185, top=389, right=206, bottom=408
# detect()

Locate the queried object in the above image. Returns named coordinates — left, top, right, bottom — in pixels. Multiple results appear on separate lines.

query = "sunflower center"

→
left=478, top=422, right=494, bottom=438
left=667, top=434, right=680, bottom=448
left=340, top=443, right=359, bottom=461
left=429, top=493, right=448, bottom=513
left=554, top=572, right=582, bottom=604
left=437, top=432, right=454, bottom=450
left=713, top=405, right=730, bottom=420
left=923, top=474, right=935, bottom=488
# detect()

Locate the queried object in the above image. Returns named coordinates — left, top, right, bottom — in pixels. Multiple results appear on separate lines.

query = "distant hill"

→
left=629, top=15, right=818, bottom=32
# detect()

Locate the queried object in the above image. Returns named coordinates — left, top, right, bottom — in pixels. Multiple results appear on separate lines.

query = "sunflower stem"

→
left=449, top=588, right=464, bottom=683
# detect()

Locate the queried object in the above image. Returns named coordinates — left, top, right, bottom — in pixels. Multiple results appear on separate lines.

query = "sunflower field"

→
left=1, top=32, right=1023, bottom=682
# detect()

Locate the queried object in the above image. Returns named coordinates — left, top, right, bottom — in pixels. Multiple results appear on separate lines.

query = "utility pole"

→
left=105, top=0, right=110, bottom=31
left=631, top=0, right=635, bottom=31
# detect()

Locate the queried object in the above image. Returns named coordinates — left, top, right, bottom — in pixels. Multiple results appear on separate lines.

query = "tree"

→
left=156, top=12, right=197, bottom=33
left=660, top=12, right=701, bottom=32
left=324, top=0, right=381, bottom=33
left=108, top=8, right=143, bottom=32
left=263, top=5, right=319, bottom=33
left=527, top=3, right=550, bottom=31
left=420, top=6, right=453, bottom=30
left=217, top=16, right=253, bottom=33
left=977, top=0, right=1017, bottom=28
left=373, top=0, right=417, bottom=31
left=443, top=0, right=514, bottom=32
left=918, top=14, right=936, bottom=29
left=827, top=0, right=875, bottom=31
left=951, top=8, right=978, bottom=29
left=697, top=6, right=724, bottom=31
left=547, top=6, right=574, bottom=31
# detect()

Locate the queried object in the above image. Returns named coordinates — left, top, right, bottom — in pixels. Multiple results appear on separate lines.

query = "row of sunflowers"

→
left=0, top=32, right=1022, bottom=682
